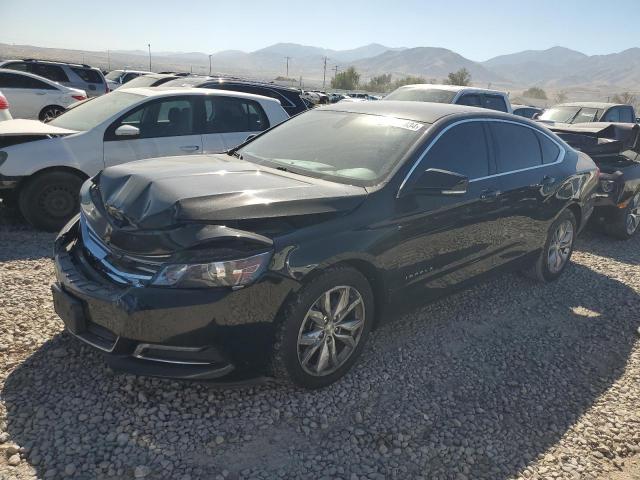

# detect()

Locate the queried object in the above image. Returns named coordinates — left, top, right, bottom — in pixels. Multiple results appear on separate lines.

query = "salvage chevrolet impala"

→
left=52, top=102, right=598, bottom=388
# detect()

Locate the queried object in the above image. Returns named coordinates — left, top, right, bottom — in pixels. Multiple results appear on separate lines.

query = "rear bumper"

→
left=52, top=220, right=298, bottom=381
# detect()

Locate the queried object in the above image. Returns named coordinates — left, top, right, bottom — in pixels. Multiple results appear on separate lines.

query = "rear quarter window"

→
left=71, top=67, right=103, bottom=84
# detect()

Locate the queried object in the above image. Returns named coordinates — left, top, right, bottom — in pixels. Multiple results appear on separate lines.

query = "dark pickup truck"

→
left=550, top=122, right=640, bottom=239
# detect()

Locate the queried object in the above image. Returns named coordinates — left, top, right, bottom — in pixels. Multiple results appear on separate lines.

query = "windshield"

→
left=239, top=110, right=427, bottom=186
left=385, top=87, right=457, bottom=103
left=49, top=91, right=143, bottom=131
left=121, top=75, right=162, bottom=88
left=539, top=106, right=581, bottom=123
left=105, top=71, right=123, bottom=81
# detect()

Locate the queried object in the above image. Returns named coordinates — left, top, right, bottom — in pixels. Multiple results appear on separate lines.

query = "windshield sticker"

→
left=400, top=121, right=424, bottom=132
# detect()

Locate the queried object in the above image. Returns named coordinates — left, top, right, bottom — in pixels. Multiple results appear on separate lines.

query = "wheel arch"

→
left=566, top=202, right=582, bottom=231
left=17, top=165, right=89, bottom=192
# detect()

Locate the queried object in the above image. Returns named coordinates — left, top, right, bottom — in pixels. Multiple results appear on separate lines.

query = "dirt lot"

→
left=1, top=210, right=639, bottom=480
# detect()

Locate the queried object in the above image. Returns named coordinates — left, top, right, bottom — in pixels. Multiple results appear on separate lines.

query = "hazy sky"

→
left=2, top=0, right=639, bottom=61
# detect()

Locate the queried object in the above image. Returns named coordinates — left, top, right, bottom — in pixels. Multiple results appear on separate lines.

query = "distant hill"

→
left=1, top=42, right=639, bottom=92
left=353, top=47, right=506, bottom=85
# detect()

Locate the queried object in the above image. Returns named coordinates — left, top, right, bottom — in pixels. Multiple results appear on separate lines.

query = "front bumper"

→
left=52, top=220, right=298, bottom=381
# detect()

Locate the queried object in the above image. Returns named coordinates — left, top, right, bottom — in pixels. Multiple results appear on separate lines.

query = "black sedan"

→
left=52, top=102, right=599, bottom=388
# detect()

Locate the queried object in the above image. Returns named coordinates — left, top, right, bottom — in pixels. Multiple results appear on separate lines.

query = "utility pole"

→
left=107, top=50, right=111, bottom=70
left=322, top=56, right=328, bottom=89
left=285, top=56, right=291, bottom=78
left=209, top=54, right=213, bottom=75
left=333, top=65, right=340, bottom=83
left=147, top=43, right=151, bottom=71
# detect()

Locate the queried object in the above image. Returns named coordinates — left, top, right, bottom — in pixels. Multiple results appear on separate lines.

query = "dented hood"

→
left=94, top=154, right=368, bottom=230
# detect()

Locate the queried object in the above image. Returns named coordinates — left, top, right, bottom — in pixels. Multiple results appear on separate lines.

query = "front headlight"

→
left=151, top=251, right=272, bottom=288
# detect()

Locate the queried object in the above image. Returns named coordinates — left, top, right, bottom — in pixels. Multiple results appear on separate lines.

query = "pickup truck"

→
left=539, top=102, right=637, bottom=126
left=549, top=122, right=640, bottom=239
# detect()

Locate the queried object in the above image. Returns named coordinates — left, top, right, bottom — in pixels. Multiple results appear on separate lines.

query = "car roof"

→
left=139, top=73, right=179, bottom=79
left=110, top=69, right=153, bottom=74
left=119, top=87, right=283, bottom=105
left=555, top=102, right=626, bottom=109
left=318, top=100, right=503, bottom=123
left=0, top=59, right=97, bottom=69
left=393, top=83, right=508, bottom=95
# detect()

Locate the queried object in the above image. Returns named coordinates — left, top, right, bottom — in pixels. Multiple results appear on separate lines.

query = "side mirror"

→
left=409, top=168, right=469, bottom=196
left=115, top=124, right=140, bottom=137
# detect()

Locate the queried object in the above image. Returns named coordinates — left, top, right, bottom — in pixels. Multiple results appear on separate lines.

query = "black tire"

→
left=604, top=191, right=640, bottom=240
left=523, top=209, right=577, bottom=283
left=39, top=105, right=65, bottom=122
left=270, top=266, right=374, bottom=389
left=18, top=171, right=84, bottom=232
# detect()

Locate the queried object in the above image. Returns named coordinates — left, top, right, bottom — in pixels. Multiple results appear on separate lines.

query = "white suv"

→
left=0, top=87, right=288, bottom=230
left=385, top=84, right=513, bottom=113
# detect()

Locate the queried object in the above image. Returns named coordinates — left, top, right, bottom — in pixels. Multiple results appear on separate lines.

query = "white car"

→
left=384, top=84, right=513, bottom=114
left=0, top=69, right=87, bottom=120
left=0, top=87, right=289, bottom=231
left=105, top=69, right=154, bottom=91
left=0, top=91, right=12, bottom=121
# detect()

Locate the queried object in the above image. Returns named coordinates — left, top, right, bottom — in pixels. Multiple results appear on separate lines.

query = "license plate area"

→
left=52, top=284, right=86, bottom=334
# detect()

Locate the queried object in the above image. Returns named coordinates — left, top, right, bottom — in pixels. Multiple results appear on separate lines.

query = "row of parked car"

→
left=1, top=57, right=639, bottom=389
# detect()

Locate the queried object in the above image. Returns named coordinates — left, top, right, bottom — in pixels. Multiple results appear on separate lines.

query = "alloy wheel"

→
left=547, top=219, right=574, bottom=274
left=625, top=192, right=640, bottom=235
left=297, top=286, right=365, bottom=377
left=42, top=107, right=64, bottom=122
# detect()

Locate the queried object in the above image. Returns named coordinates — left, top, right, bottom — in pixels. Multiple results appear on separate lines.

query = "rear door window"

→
left=491, top=122, right=543, bottom=172
left=482, top=95, right=508, bottom=112
left=602, top=107, right=621, bottom=122
left=423, top=121, right=490, bottom=179
left=0, top=72, right=56, bottom=90
left=203, top=96, right=270, bottom=133
left=456, top=94, right=482, bottom=108
left=618, top=107, right=634, bottom=123
left=28, top=64, right=69, bottom=83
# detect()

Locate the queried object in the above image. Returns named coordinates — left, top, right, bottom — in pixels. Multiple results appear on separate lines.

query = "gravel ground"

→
left=1, top=209, right=639, bottom=480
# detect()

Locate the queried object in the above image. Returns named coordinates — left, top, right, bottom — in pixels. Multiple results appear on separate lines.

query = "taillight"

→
left=0, top=95, right=9, bottom=110
left=72, top=95, right=87, bottom=101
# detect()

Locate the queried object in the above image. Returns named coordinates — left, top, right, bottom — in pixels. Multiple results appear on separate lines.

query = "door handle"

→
left=480, top=189, right=500, bottom=201
left=180, top=145, right=200, bottom=152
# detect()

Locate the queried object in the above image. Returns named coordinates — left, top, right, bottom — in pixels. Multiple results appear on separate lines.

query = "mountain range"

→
left=1, top=42, right=639, bottom=92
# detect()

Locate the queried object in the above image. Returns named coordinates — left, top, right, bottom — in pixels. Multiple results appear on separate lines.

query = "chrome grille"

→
left=80, top=215, right=167, bottom=286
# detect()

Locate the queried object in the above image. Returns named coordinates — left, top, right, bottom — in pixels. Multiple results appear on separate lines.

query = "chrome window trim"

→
left=397, top=117, right=566, bottom=197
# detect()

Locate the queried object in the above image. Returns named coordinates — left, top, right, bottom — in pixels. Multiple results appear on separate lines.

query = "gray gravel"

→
left=1, top=211, right=639, bottom=480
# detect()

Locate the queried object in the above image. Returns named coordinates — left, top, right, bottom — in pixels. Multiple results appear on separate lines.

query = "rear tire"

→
left=270, top=267, right=374, bottom=389
left=523, top=209, right=577, bottom=283
left=39, top=105, right=65, bottom=122
left=605, top=191, right=640, bottom=240
left=18, top=171, right=84, bottom=232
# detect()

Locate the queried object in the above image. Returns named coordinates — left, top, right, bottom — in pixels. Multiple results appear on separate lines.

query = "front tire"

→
left=270, top=267, right=374, bottom=389
left=523, top=209, right=577, bottom=283
left=18, top=171, right=84, bottom=232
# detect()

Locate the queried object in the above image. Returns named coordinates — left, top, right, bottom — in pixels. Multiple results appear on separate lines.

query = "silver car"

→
left=0, top=59, right=108, bottom=97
